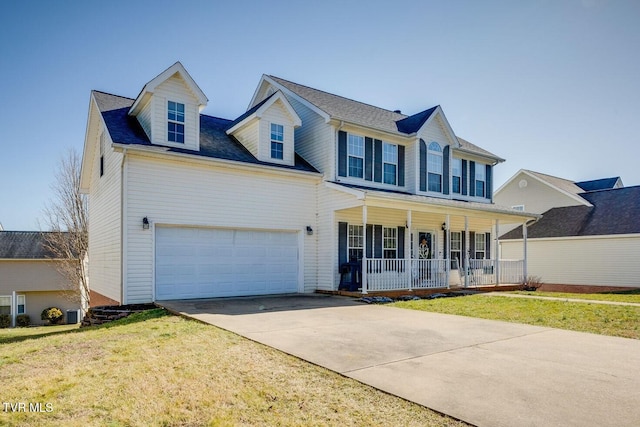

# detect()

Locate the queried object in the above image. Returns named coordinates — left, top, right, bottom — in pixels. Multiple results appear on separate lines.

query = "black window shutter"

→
left=374, top=139, right=382, bottom=182
left=469, top=161, right=476, bottom=197
left=470, top=231, right=476, bottom=259
left=486, top=164, right=492, bottom=200
left=443, top=145, right=450, bottom=195
left=419, top=139, right=427, bottom=191
left=366, top=225, right=373, bottom=258
left=398, top=145, right=405, bottom=187
left=461, top=159, right=468, bottom=196
left=338, top=131, right=347, bottom=177
left=338, top=222, right=348, bottom=266
left=486, top=232, right=491, bottom=259
left=374, top=225, right=383, bottom=258
left=365, top=137, right=373, bottom=181
left=397, top=226, right=405, bottom=259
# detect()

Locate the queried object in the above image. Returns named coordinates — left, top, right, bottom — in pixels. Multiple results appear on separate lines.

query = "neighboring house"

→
left=80, top=62, right=536, bottom=305
left=496, top=169, right=639, bottom=290
left=0, top=231, right=81, bottom=326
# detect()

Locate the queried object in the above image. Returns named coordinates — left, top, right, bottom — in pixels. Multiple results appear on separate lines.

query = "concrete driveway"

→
left=160, top=294, right=640, bottom=427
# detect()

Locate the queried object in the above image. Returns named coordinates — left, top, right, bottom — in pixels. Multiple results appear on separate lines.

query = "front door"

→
left=416, top=231, right=433, bottom=260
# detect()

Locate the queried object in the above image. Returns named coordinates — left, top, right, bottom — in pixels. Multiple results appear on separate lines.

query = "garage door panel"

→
left=155, top=227, right=299, bottom=300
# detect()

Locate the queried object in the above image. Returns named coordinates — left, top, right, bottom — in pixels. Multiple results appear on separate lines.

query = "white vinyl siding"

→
left=500, top=235, right=640, bottom=288
left=123, top=154, right=319, bottom=303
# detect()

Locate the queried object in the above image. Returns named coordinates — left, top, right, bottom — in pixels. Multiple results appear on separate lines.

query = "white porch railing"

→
left=364, top=259, right=449, bottom=292
left=498, top=259, right=525, bottom=285
left=462, top=259, right=524, bottom=287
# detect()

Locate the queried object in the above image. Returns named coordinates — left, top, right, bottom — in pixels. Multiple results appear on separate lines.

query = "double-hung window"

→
left=452, top=158, right=462, bottom=194
left=0, top=296, right=10, bottom=316
left=475, top=233, right=486, bottom=259
left=383, top=143, right=398, bottom=185
left=427, top=142, right=443, bottom=192
left=450, top=231, right=462, bottom=268
left=475, top=164, right=486, bottom=197
left=167, top=101, right=185, bottom=143
left=17, top=295, right=25, bottom=314
left=270, top=123, right=284, bottom=160
left=348, top=225, right=364, bottom=261
left=383, top=227, right=397, bottom=259
left=347, top=134, right=364, bottom=178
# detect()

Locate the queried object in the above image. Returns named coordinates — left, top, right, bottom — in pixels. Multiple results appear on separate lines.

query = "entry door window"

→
left=417, top=232, right=433, bottom=260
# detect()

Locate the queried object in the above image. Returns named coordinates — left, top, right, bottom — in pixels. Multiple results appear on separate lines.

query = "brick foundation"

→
left=89, top=290, right=120, bottom=307
left=538, top=284, right=640, bottom=294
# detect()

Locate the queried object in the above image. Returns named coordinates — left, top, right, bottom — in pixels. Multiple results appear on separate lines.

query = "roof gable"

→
left=227, top=91, right=301, bottom=135
left=495, top=169, right=591, bottom=206
left=128, top=62, right=208, bottom=116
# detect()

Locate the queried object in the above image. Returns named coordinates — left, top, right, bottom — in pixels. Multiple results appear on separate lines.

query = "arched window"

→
left=427, top=142, right=443, bottom=192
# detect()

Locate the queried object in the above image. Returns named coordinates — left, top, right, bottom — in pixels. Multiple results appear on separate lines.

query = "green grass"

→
left=512, top=289, right=640, bottom=304
left=0, top=309, right=466, bottom=427
left=393, top=295, right=640, bottom=339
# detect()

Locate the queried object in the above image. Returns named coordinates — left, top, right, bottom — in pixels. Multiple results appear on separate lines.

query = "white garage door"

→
left=155, top=227, right=299, bottom=300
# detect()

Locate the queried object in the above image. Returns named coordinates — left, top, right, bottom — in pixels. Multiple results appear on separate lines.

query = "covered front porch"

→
left=331, top=184, right=537, bottom=294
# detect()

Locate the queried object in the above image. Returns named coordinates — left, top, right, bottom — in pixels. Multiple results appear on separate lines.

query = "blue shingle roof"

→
left=575, top=177, right=620, bottom=192
left=92, top=91, right=318, bottom=173
left=395, top=106, right=438, bottom=134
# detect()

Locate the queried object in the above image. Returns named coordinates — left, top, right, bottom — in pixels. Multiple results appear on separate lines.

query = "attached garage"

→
left=155, top=227, right=300, bottom=300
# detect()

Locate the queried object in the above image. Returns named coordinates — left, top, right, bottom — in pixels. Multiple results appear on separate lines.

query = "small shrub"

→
left=0, top=314, right=10, bottom=328
left=519, top=275, right=543, bottom=291
left=41, top=307, right=64, bottom=324
left=16, top=314, right=31, bottom=327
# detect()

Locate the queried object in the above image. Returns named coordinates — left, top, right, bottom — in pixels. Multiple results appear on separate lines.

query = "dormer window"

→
left=347, top=134, right=364, bottom=178
left=427, top=142, right=443, bottom=192
left=167, top=101, right=185, bottom=143
left=270, top=123, right=284, bottom=160
left=383, top=143, right=398, bottom=185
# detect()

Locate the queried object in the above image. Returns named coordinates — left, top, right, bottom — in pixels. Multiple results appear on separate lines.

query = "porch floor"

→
left=318, top=283, right=525, bottom=299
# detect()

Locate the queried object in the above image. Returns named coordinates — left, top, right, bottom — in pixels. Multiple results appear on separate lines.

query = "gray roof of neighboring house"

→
left=268, top=75, right=502, bottom=161
left=92, top=91, right=318, bottom=173
left=525, top=170, right=586, bottom=197
left=575, top=177, right=621, bottom=192
left=501, top=185, right=640, bottom=239
left=0, top=231, right=67, bottom=259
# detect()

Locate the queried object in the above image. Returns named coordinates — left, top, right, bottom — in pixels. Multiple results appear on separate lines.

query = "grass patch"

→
left=393, top=295, right=640, bottom=339
left=512, top=290, right=640, bottom=304
left=0, top=324, right=80, bottom=345
left=0, top=308, right=466, bottom=427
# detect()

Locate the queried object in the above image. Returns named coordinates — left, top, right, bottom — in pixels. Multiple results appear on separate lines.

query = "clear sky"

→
left=1, top=0, right=639, bottom=231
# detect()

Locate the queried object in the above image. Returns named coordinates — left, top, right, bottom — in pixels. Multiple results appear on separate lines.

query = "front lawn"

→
left=512, top=289, right=640, bottom=304
left=393, top=295, right=640, bottom=339
left=0, top=309, right=466, bottom=427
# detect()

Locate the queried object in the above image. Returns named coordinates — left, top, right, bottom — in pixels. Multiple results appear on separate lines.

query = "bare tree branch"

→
left=42, top=148, right=89, bottom=307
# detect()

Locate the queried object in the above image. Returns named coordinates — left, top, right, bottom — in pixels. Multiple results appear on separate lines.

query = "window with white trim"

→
left=450, top=231, right=462, bottom=268
left=383, top=227, right=397, bottom=259
left=270, top=123, right=284, bottom=160
left=427, top=142, right=443, bottom=192
left=0, top=296, right=10, bottom=316
left=17, top=295, right=25, bottom=315
left=348, top=225, right=363, bottom=261
left=452, top=158, right=462, bottom=194
left=475, top=233, right=486, bottom=259
left=383, top=142, right=398, bottom=185
left=167, top=101, right=185, bottom=143
left=347, top=134, right=364, bottom=178
left=475, top=164, right=485, bottom=197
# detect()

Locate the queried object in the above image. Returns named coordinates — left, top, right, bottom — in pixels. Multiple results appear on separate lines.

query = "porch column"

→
left=522, top=221, right=528, bottom=281
left=464, top=216, right=470, bottom=288
left=11, top=290, right=16, bottom=328
left=495, top=219, right=500, bottom=285
left=406, top=210, right=412, bottom=291
left=445, top=214, right=450, bottom=289
left=361, top=205, right=368, bottom=294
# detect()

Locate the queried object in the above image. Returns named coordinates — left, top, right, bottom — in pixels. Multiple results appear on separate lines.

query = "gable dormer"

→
left=226, top=91, right=301, bottom=166
left=128, top=62, right=207, bottom=151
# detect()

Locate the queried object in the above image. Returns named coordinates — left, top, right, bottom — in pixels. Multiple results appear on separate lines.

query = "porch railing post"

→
left=522, top=221, right=528, bottom=283
left=464, top=216, right=470, bottom=288
left=495, top=219, right=500, bottom=285
left=446, top=214, right=450, bottom=289
left=361, top=205, right=368, bottom=294
left=406, top=210, right=412, bottom=291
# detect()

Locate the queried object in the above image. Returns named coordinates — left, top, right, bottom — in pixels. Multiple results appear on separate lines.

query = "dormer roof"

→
left=128, top=61, right=208, bottom=116
left=226, top=90, right=301, bottom=135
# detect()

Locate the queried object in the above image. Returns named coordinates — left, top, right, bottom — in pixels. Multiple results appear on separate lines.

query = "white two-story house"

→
left=80, top=62, right=536, bottom=305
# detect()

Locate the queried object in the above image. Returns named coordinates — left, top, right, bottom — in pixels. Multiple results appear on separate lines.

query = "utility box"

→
left=66, top=309, right=80, bottom=324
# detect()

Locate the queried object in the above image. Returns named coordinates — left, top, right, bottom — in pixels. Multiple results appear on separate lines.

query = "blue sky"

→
left=1, top=0, right=639, bottom=230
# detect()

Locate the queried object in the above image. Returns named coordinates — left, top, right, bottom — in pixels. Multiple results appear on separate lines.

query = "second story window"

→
left=167, top=101, right=185, bottom=143
left=383, top=143, right=397, bottom=185
left=452, top=158, right=461, bottom=194
left=348, top=134, right=364, bottom=178
left=270, top=123, right=284, bottom=160
left=475, top=164, right=486, bottom=197
left=427, top=142, right=443, bottom=192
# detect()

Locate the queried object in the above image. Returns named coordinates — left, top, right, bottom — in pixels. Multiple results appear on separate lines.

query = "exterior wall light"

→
left=441, top=222, right=447, bottom=231
left=143, top=217, right=150, bottom=230
left=306, top=226, right=313, bottom=235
